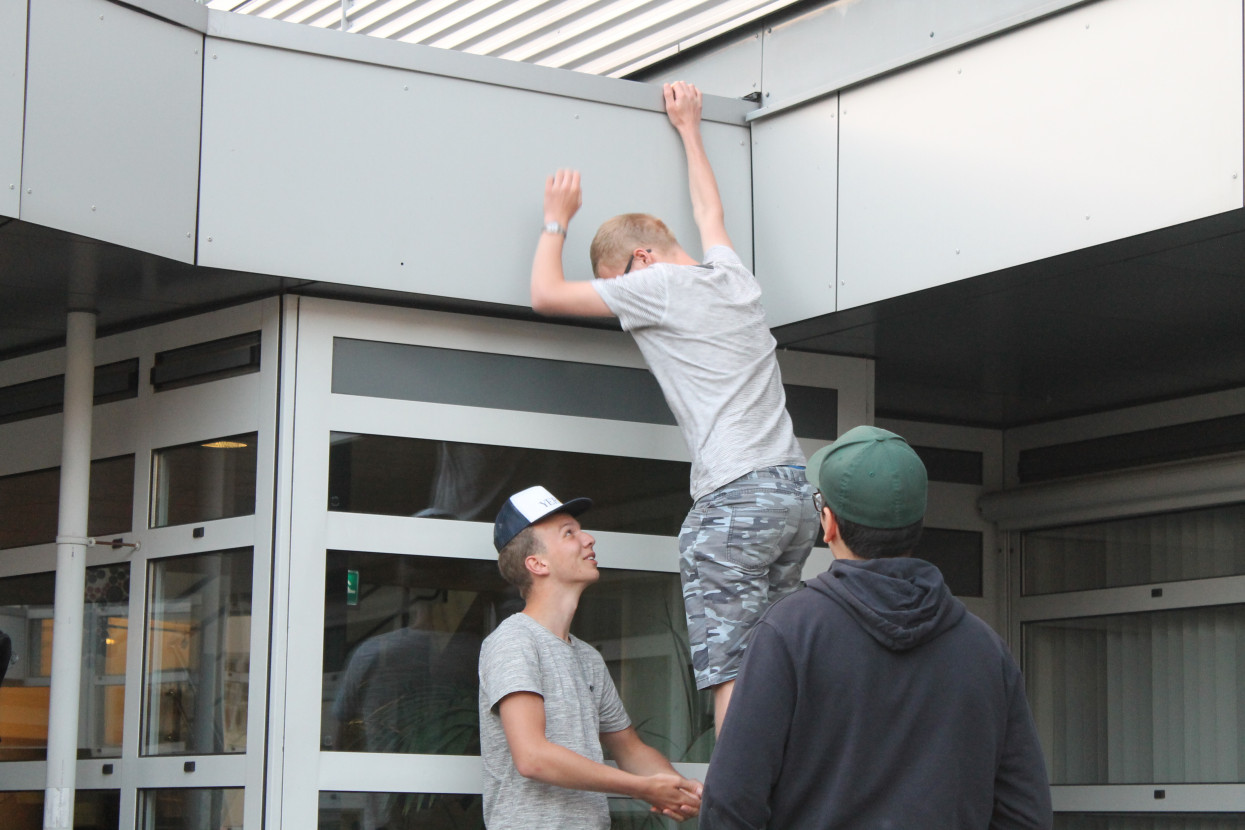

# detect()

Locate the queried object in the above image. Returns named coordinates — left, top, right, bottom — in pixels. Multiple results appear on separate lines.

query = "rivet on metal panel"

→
left=186, top=232, right=191, bottom=238
left=208, top=236, right=213, bottom=242
left=574, top=114, right=579, bottom=119
left=765, top=92, right=770, bottom=98
left=1085, top=215, right=1090, bottom=220
left=91, top=205, right=96, bottom=211
left=957, top=69, right=962, bottom=75
left=7, top=184, right=12, bottom=190
left=955, top=249, right=960, bottom=255
left=212, top=54, right=218, bottom=60
left=26, top=188, right=31, bottom=194
left=404, top=85, right=409, bottom=91
left=1234, top=173, right=1239, bottom=180
left=929, top=31, right=934, bottom=37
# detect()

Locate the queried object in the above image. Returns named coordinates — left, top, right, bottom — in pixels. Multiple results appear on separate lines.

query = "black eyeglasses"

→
left=623, top=248, right=652, bottom=275
left=813, top=490, right=826, bottom=515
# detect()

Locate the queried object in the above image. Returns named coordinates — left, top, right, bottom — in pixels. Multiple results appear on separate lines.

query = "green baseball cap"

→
left=807, top=425, right=927, bottom=529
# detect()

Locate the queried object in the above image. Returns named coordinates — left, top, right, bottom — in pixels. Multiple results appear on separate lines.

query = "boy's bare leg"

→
left=713, top=680, right=735, bottom=736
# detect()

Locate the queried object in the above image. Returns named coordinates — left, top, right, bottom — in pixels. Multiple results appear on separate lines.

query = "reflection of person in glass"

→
left=479, top=486, right=702, bottom=829
left=333, top=584, right=479, bottom=829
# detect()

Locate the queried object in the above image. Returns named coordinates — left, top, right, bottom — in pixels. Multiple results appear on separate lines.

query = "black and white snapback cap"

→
left=493, top=485, right=592, bottom=552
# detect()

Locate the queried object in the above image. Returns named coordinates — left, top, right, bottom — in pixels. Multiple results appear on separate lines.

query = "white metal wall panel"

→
left=836, top=0, right=1244, bottom=310
left=0, top=0, right=25, bottom=219
left=760, top=0, right=1086, bottom=110
left=198, top=37, right=753, bottom=302
left=21, top=0, right=202, bottom=262
left=752, top=95, right=838, bottom=327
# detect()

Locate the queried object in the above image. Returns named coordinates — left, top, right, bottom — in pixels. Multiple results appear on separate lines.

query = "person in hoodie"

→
left=700, top=425, right=1053, bottom=830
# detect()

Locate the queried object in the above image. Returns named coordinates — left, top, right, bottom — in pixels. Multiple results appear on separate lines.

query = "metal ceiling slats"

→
left=204, top=0, right=805, bottom=78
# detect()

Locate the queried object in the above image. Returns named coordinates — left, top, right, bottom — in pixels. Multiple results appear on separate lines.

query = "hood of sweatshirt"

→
left=808, top=557, right=966, bottom=651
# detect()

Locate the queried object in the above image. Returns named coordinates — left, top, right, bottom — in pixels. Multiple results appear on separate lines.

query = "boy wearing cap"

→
left=478, top=486, right=703, bottom=829
left=700, top=426, right=1052, bottom=830
left=528, top=82, right=817, bottom=731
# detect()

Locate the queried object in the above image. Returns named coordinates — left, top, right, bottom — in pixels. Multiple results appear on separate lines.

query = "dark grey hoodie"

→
left=702, top=557, right=1052, bottom=830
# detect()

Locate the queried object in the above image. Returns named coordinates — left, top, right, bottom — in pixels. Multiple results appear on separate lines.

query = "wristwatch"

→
left=542, top=221, right=567, bottom=237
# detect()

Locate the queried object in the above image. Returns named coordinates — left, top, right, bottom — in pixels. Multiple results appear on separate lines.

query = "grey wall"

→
left=196, top=20, right=753, bottom=304
left=0, top=0, right=27, bottom=219
left=700, top=0, right=1245, bottom=325
left=20, top=0, right=203, bottom=262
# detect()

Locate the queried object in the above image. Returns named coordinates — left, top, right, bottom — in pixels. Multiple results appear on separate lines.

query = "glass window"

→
left=323, top=552, right=712, bottom=763
left=317, top=790, right=689, bottom=829
left=0, top=455, right=135, bottom=550
left=0, top=565, right=130, bottom=761
left=1025, top=604, right=1245, bottom=784
left=332, top=339, right=676, bottom=426
left=142, top=549, right=252, bottom=756
left=331, top=338, right=838, bottom=441
left=0, top=789, right=121, bottom=830
left=916, top=528, right=983, bottom=598
left=0, top=358, right=139, bottom=426
left=150, top=434, right=257, bottom=528
left=139, top=788, right=243, bottom=830
left=319, top=790, right=482, bottom=830
left=1023, top=503, right=1245, bottom=595
left=150, top=331, right=260, bottom=392
left=328, top=434, right=692, bottom=537
left=1055, top=816, right=1245, bottom=830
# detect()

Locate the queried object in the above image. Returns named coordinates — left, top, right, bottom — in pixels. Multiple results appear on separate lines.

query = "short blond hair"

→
left=590, top=213, right=679, bottom=278
left=498, top=526, right=541, bottom=598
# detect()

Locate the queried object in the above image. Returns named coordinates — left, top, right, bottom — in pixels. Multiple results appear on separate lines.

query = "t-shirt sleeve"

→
left=595, top=658, right=631, bottom=734
left=703, top=245, right=742, bottom=267
left=591, top=269, right=669, bottom=330
left=479, top=627, right=545, bottom=713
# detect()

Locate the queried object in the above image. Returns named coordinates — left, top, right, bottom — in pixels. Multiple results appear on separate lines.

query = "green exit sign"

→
left=346, top=569, right=359, bottom=606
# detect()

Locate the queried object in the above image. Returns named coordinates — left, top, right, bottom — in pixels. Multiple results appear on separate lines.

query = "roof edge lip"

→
left=192, top=5, right=755, bottom=124
left=111, top=0, right=208, bottom=33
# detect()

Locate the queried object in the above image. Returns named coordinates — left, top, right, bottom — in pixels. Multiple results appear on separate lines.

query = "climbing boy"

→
left=527, top=82, right=817, bottom=731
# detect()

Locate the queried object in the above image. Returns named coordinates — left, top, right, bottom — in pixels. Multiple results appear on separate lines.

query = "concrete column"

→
left=44, top=310, right=96, bottom=830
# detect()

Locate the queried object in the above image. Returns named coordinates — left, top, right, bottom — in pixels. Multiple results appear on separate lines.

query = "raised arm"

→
left=529, top=169, right=614, bottom=317
left=499, top=692, right=701, bottom=818
left=664, top=82, right=732, bottom=253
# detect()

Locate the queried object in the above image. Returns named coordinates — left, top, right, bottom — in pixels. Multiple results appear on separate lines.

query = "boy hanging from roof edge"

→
left=527, top=81, right=818, bottom=733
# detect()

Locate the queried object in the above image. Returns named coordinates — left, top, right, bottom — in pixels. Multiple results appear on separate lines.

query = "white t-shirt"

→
left=592, top=246, right=805, bottom=500
left=478, top=612, right=631, bottom=829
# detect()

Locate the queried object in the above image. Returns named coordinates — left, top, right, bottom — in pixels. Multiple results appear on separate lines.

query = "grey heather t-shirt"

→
left=592, top=246, right=804, bottom=500
left=478, top=612, right=631, bottom=830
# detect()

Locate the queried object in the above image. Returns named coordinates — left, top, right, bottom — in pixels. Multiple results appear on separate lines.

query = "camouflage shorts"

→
left=679, top=466, right=818, bottom=690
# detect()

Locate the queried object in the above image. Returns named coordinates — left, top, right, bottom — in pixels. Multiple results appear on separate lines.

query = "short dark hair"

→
left=836, top=514, right=924, bottom=559
left=498, top=526, right=542, bottom=597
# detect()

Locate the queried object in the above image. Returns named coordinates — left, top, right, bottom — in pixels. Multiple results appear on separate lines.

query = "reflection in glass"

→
left=142, top=549, right=252, bottom=756
left=1025, top=604, right=1245, bottom=784
left=1055, top=816, right=1245, bottom=830
left=323, top=553, right=712, bottom=767
left=318, top=790, right=697, bottom=830
left=327, top=434, right=691, bottom=536
left=0, top=455, right=134, bottom=549
left=141, top=788, right=243, bottom=830
left=1023, top=503, right=1245, bottom=595
left=150, top=434, right=257, bottom=528
left=0, top=565, right=130, bottom=761
left=0, top=789, right=121, bottom=830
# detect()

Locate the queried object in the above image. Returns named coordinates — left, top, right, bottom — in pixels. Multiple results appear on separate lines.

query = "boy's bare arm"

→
left=530, top=169, right=615, bottom=318
left=499, top=692, right=701, bottom=819
left=664, top=82, right=732, bottom=253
